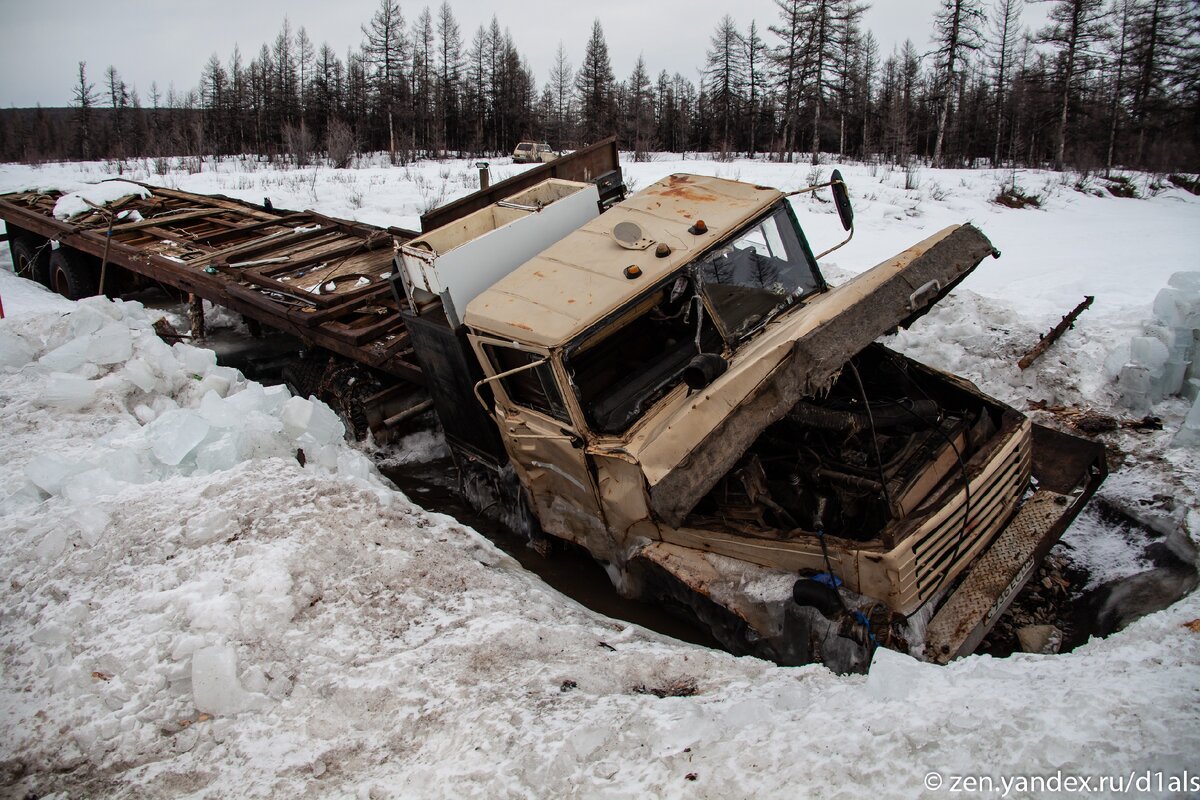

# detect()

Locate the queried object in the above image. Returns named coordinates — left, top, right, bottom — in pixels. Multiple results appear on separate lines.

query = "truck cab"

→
left=413, top=174, right=1104, bottom=672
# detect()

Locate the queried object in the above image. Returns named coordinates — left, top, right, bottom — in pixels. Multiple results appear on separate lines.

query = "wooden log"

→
left=1018, top=296, right=1095, bottom=370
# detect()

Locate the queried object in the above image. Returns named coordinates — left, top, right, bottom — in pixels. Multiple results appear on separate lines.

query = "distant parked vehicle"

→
left=512, top=141, right=556, bottom=163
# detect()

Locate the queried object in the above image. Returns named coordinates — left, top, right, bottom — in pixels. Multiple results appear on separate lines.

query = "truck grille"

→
left=899, top=421, right=1032, bottom=611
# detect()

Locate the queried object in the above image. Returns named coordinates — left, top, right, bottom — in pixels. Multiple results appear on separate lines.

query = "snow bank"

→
left=0, top=278, right=1195, bottom=800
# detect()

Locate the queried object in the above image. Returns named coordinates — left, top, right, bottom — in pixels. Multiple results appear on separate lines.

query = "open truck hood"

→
left=638, top=223, right=999, bottom=528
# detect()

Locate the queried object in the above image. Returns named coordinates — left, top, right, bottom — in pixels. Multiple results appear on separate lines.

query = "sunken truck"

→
left=0, top=150, right=1104, bottom=672
left=396, top=171, right=1105, bottom=672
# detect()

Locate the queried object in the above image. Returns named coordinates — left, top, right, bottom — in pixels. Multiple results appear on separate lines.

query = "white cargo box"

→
left=397, top=178, right=600, bottom=328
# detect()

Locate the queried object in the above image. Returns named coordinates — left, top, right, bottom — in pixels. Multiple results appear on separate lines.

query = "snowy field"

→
left=1, top=154, right=1199, bottom=798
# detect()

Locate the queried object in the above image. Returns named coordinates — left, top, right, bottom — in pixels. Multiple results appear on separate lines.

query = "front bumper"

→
left=923, top=424, right=1107, bottom=662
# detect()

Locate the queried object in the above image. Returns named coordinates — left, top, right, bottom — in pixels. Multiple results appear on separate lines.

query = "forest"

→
left=0, top=0, right=1196, bottom=172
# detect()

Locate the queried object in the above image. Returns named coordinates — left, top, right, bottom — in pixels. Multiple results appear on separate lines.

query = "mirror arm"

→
left=814, top=225, right=854, bottom=261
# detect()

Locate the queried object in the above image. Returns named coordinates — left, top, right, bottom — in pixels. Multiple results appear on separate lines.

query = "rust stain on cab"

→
left=652, top=174, right=718, bottom=202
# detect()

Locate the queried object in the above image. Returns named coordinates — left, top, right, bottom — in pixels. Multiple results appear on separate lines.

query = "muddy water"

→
left=379, top=456, right=722, bottom=650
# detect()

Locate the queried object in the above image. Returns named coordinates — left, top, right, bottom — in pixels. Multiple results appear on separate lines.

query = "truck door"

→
left=470, top=337, right=608, bottom=545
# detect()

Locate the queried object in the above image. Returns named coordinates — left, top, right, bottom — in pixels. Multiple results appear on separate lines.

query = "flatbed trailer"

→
left=0, top=138, right=623, bottom=437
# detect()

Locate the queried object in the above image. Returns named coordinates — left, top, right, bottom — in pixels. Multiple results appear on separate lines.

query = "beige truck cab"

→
left=512, top=141, right=556, bottom=163
left=414, top=173, right=1103, bottom=672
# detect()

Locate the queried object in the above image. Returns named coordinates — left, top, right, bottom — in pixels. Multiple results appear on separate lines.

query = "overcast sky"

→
left=0, top=1, right=1051, bottom=108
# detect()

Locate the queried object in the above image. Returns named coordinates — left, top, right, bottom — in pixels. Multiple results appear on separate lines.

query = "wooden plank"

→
left=367, top=331, right=414, bottom=367
left=255, top=234, right=390, bottom=277
left=138, top=184, right=279, bottom=221
left=301, top=284, right=394, bottom=323
left=196, top=214, right=309, bottom=245
left=111, top=209, right=223, bottom=232
left=201, top=225, right=333, bottom=265
left=323, top=310, right=405, bottom=345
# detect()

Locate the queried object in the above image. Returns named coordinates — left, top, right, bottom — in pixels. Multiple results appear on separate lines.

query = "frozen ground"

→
left=1, top=154, right=1199, bottom=798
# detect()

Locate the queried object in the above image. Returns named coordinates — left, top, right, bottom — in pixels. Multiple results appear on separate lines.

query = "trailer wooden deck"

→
left=0, top=182, right=426, bottom=381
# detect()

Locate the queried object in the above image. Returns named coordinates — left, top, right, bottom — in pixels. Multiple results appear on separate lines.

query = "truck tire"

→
left=11, top=236, right=53, bottom=287
left=48, top=248, right=99, bottom=300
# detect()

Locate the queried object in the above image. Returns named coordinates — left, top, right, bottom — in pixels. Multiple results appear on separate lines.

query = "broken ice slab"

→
left=0, top=331, right=35, bottom=369
left=1183, top=378, right=1200, bottom=403
left=172, top=342, right=217, bottom=376
left=122, top=357, right=161, bottom=393
left=39, top=337, right=91, bottom=373
left=1129, top=336, right=1171, bottom=402
left=67, top=304, right=111, bottom=337
left=1118, top=364, right=1152, bottom=416
left=195, top=372, right=231, bottom=398
left=223, top=383, right=289, bottom=418
left=191, top=644, right=250, bottom=716
left=85, top=324, right=133, bottom=365
left=1153, top=287, right=1200, bottom=329
left=1103, top=341, right=1132, bottom=380
left=337, top=450, right=374, bottom=482
left=146, top=409, right=211, bottom=466
left=281, top=396, right=345, bottom=445
left=1168, top=326, right=1196, bottom=362
left=198, top=390, right=241, bottom=428
left=195, top=434, right=240, bottom=473
left=41, top=372, right=99, bottom=411
left=1130, top=336, right=1169, bottom=369
left=26, top=453, right=90, bottom=495
left=62, top=467, right=131, bottom=504
left=1168, top=271, right=1200, bottom=293
left=73, top=506, right=112, bottom=546
left=1163, top=359, right=1189, bottom=397
left=1172, top=393, right=1200, bottom=448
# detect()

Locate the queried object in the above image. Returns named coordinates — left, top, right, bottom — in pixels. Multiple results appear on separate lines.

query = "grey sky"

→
left=0, top=1, right=1051, bottom=108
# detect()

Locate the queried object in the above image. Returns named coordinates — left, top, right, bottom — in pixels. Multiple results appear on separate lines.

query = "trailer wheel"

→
left=324, top=363, right=383, bottom=440
left=11, top=236, right=53, bottom=287
left=48, top=248, right=99, bottom=300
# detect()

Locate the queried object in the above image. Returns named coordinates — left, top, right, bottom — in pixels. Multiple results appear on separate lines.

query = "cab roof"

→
left=463, top=174, right=784, bottom=348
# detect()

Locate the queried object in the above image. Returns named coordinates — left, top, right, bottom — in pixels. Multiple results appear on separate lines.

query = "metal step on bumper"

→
left=924, top=488, right=1082, bottom=664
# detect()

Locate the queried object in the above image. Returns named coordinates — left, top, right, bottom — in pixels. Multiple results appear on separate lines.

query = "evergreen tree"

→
left=575, top=19, right=615, bottom=143
left=362, top=0, right=409, bottom=161
left=704, top=15, right=746, bottom=154
left=930, top=0, right=986, bottom=166
left=72, top=61, right=98, bottom=160
left=1038, top=0, right=1111, bottom=169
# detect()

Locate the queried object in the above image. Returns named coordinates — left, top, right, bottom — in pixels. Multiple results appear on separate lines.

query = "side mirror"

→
left=831, top=169, right=854, bottom=232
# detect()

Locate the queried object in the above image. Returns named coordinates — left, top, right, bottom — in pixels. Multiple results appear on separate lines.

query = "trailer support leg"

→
left=188, top=293, right=205, bottom=341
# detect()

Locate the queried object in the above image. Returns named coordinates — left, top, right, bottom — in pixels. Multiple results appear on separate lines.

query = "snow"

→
left=51, top=179, right=152, bottom=220
left=2, top=155, right=1200, bottom=797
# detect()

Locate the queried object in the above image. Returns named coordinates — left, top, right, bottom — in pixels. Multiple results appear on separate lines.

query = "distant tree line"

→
left=0, top=0, right=1196, bottom=172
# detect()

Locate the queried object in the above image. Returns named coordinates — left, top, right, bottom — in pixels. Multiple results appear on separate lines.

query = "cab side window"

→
left=484, top=345, right=570, bottom=423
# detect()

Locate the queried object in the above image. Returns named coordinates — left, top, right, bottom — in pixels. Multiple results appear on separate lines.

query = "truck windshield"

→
left=695, top=204, right=821, bottom=341
left=568, top=280, right=723, bottom=435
